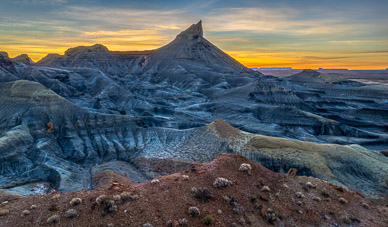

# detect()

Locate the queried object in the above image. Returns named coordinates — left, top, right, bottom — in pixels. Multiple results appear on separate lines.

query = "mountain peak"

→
left=177, top=20, right=203, bottom=40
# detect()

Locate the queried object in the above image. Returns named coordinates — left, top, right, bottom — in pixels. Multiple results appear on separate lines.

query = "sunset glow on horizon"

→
left=1, top=0, right=387, bottom=70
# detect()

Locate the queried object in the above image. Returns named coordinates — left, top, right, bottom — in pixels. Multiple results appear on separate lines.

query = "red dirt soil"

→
left=0, top=154, right=387, bottom=227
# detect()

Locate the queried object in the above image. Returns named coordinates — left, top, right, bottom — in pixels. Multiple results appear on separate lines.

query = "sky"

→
left=0, top=0, right=387, bottom=69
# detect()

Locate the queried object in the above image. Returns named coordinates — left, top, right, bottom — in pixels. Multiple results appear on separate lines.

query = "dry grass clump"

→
left=203, top=215, right=215, bottom=226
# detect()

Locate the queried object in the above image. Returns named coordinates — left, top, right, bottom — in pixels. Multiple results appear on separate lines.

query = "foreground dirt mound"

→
left=0, top=154, right=387, bottom=227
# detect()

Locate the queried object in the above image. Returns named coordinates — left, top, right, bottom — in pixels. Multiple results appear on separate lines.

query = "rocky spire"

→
left=177, top=20, right=203, bottom=39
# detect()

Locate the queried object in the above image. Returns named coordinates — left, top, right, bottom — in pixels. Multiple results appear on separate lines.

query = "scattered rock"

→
left=0, top=209, right=9, bottom=216
left=20, top=210, right=31, bottom=217
left=261, top=186, right=270, bottom=192
left=182, top=175, right=189, bottom=181
left=47, top=214, right=60, bottom=224
left=30, top=204, right=37, bottom=209
left=65, top=209, right=78, bottom=218
left=339, top=197, right=348, bottom=204
left=312, top=197, right=321, bottom=202
left=143, top=223, right=153, bottom=227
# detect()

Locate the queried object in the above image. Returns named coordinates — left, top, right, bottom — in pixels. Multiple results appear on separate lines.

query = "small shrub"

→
left=143, top=223, right=153, bottom=227
left=203, top=215, right=215, bottom=226
left=296, top=201, right=303, bottom=206
left=339, top=197, right=348, bottom=204
left=65, top=209, right=78, bottom=218
left=239, top=163, right=252, bottom=174
left=178, top=218, right=188, bottom=226
left=151, top=179, right=160, bottom=185
left=191, top=187, right=212, bottom=202
left=265, top=208, right=277, bottom=224
left=96, top=195, right=117, bottom=213
left=213, top=177, right=232, bottom=188
left=182, top=175, right=189, bottom=181
left=249, top=195, right=257, bottom=203
left=306, top=182, right=313, bottom=188
left=0, top=209, right=9, bottom=216
left=189, top=206, right=200, bottom=217
left=321, top=191, right=330, bottom=198
left=30, top=204, right=38, bottom=209
left=47, top=214, right=60, bottom=224
left=119, top=192, right=131, bottom=203
left=21, top=210, right=31, bottom=217
left=130, top=194, right=140, bottom=201
left=70, top=197, right=82, bottom=206
left=295, top=192, right=305, bottom=198
left=113, top=195, right=121, bottom=202
left=48, top=204, right=60, bottom=212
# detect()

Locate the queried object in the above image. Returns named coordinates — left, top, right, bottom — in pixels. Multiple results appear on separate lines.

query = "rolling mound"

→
left=0, top=154, right=386, bottom=227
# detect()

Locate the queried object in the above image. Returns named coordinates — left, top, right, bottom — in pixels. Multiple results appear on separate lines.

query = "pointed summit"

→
left=144, top=20, right=249, bottom=72
left=177, top=20, right=203, bottom=40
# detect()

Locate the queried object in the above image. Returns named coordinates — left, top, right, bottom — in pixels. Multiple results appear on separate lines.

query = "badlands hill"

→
left=0, top=21, right=387, bottom=206
left=0, top=154, right=387, bottom=226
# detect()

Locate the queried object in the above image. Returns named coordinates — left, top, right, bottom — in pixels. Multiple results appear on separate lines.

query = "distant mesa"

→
left=65, top=44, right=109, bottom=56
left=252, top=67, right=293, bottom=70
left=13, top=54, right=34, bottom=65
